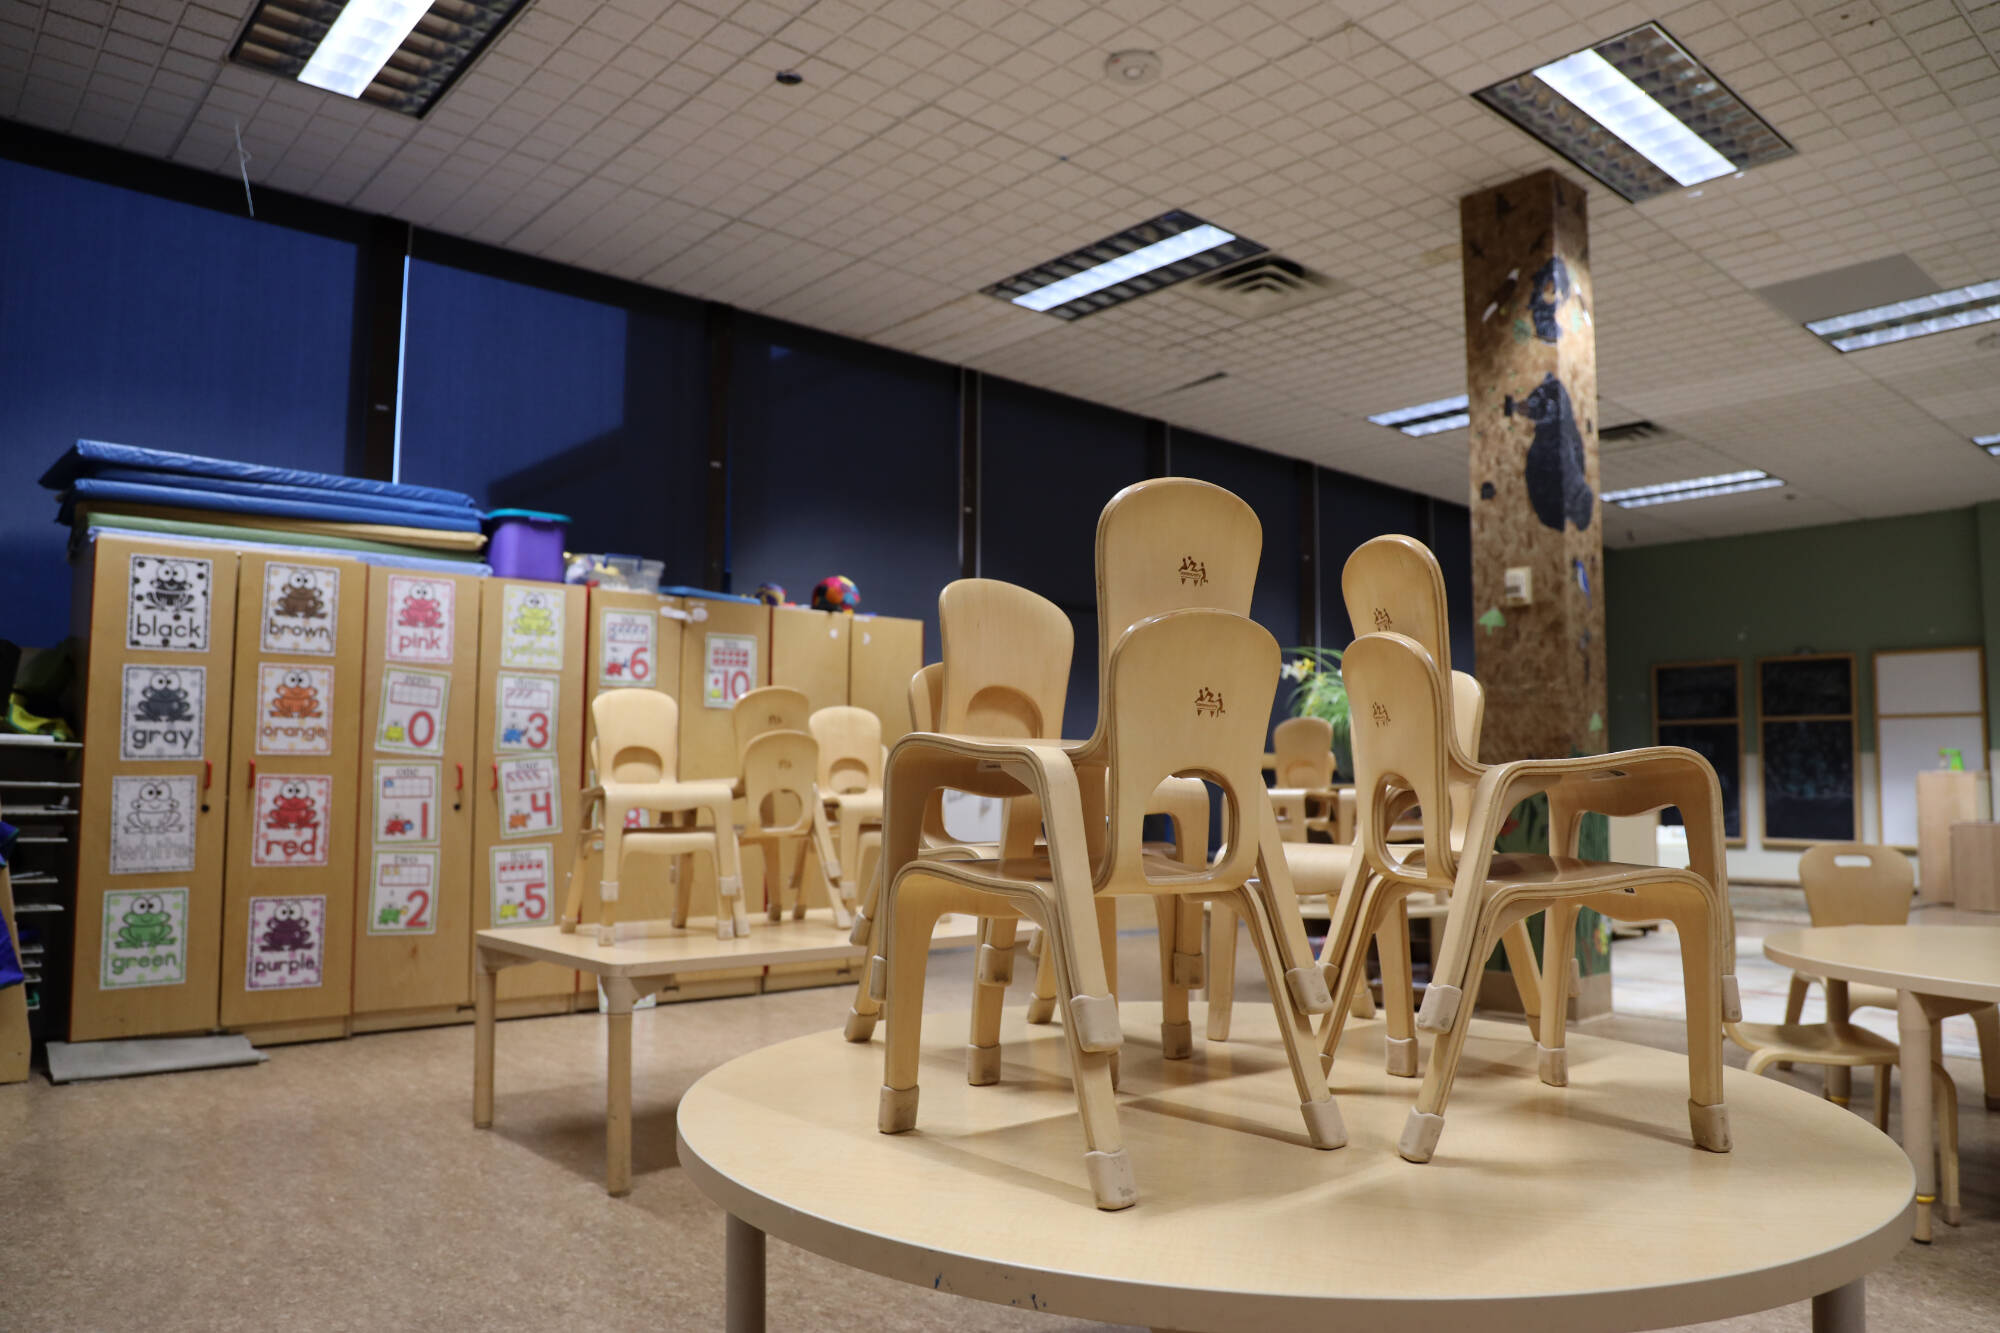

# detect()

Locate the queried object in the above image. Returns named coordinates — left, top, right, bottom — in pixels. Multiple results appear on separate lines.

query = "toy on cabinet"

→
left=70, top=534, right=239, bottom=1041
left=218, top=550, right=368, bottom=1041
left=349, top=565, right=482, bottom=1031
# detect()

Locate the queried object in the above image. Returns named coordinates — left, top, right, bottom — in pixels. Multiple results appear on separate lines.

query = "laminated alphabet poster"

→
left=251, top=774, right=332, bottom=868
left=256, top=663, right=334, bottom=755
left=376, top=667, right=449, bottom=756
left=703, top=633, right=757, bottom=709
left=245, top=895, right=326, bottom=990
left=494, top=672, right=558, bottom=754
left=109, top=775, right=198, bottom=875
left=373, top=760, right=440, bottom=845
left=100, top=888, right=189, bottom=989
left=500, top=585, right=565, bottom=670
left=120, top=663, right=205, bottom=761
left=497, top=755, right=560, bottom=838
left=490, top=843, right=553, bottom=927
left=598, top=610, right=657, bottom=686
left=260, top=561, right=339, bottom=655
left=385, top=575, right=455, bottom=665
left=367, top=850, right=438, bottom=936
left=126, top=552, right=213, bottom=651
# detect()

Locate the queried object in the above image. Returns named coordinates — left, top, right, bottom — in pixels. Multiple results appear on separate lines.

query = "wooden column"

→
left=1461, top=168, right=1604, bottom=763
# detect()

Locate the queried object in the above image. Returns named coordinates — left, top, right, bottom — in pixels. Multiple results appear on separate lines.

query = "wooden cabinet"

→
left=1949, top=822, right=2000, bottom=913
left=849, top=614, right=924, bottom=747
left=772, top=605, right=850, bottom=714
left=1917, top=770, right=1990, bottom=903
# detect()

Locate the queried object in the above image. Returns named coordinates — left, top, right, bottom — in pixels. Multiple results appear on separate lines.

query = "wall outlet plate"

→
left=1503, top=566, right=1533, bottom=606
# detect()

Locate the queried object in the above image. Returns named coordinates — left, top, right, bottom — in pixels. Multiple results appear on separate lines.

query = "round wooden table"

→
left=1764, top=924, right=2000, bottom=1242
left=677, top=1003, right=1912, bottom=1333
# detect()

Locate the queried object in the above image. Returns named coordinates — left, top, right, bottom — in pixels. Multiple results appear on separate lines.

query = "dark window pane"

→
left=1656, top=663, right=1739, bottom=720
left=1760, top=657, right=1852, bottom=717
left=1657, top=723, right=1741, bottom=839
left=1762, top=719, right=1856, bottom=840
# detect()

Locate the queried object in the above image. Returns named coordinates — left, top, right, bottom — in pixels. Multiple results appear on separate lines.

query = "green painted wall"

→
left=1605, top=506, right=1992, bottom=753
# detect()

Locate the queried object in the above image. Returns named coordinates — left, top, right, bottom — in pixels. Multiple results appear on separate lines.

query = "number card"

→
left=260, top=561, right=338, bottom=655
left=373, top=760, right=440, bottom=845
left=599, top=609, right=657, bottom=687
left=704, top=633, right=757, bottom=709
left=256, top=662, right=334, bottom=755
left=101, top=888, right=189, bottom=989
left=495, top=672, right=558, bottom=754
left=498, top=755, right=561, bottom=838
left=109, top=775, right=198, bottom=875
left=245, top=895, right=327, bottom=991
left=120, top=664, right=205, bottom=761
left=386, top=575, right=455, bottom=665
left=500, top=585, right=565, bottom=670
left=376, top=667, right=449, bottom=755
left=367, top=850, right=438, bottom=936
left=491, top=843, right=554, bottom=927
left=251, top=774, right=332, bottom=869
left=126, top=552, right=213, bottom=651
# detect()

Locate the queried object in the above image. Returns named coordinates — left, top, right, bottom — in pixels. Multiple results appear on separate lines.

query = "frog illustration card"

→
left=368, top=850, right=438, bottom=936
left=490, top=843, right=553, bottom=927
left=120, top=663, right=205, bottom=761
left=108, top=775, right=198, bottom=875
left=100, top=888, right=189, bottom=989
left=256, top=663, right=334, bottom=755
left=125, top=552, right=213, bottom=651
left=385, top=575, right=455, bottom=665
left=250, top=774, right=332, bottom=869
left=260, top=561, right=339, bottom=655
left=375, top=666, right=449, bottom=756
left=245, top=895, right=326, bottom=990
left=497, top=755, right=561, bottom=838
left=374, top=760, right=440, bottom=845
left=495, top=672, right=558, bottom=754
left=500, top=585, right=564, bottom=670
left=598, top=609, right=657, bottom=687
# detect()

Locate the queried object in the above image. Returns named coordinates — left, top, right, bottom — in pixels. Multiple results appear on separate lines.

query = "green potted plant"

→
left=1282, top=647, right=1350, bottom=780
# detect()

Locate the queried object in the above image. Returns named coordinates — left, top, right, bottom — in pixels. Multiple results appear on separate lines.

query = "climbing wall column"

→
left=1461, top=168, right=1604, bottom=762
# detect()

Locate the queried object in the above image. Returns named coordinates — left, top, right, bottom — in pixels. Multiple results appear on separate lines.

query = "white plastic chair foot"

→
left=1416, top=983, right=1460, bottom=1033
left=594, top=923, right=615, bottom=946
left=1286, top=965, right=1333, bottom=1015
left=1025, top=995, right=1057, bottom=1024
left=1160, top=1020, right=1192, bottom=1060
left=843, top=1009, right=875, bottom=1043
left=878, top=1084, right=918, bottom=1134
left=1171, top=951, right=1205, bottom=988
left=1537, top=1042, right=1569, bottom=1087
left=1069, top=993, right=1122, bottom=1054
left=1398, top=1110, right=1445, bottom=1163
left=600, top=879, right=620, bottom=903
left=1084, top=1149, right=1139, bottom=1211
left=1722, top=974, right=1742, bottom=1023
left=867, top=956, right=887, bottom=1001
left=715, top=918, right=736, bottom=941
left=847, top=910, right=870, bottom=947
left=966, top=1043, right=1001, bottom=1086
left=1384, top=1035, right=1418, bottom=1078
left=976, top=943, right=1014, bottom=986
left=1300, top=1096, right=1346, bottom=1149
left=1689, top=1100, right=1731, bottom=1152
left=717, top=874, right=742, bottom=899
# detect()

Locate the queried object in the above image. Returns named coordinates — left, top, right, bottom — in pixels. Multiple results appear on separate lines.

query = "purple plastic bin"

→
left=484, top=508, right=570, bottom=581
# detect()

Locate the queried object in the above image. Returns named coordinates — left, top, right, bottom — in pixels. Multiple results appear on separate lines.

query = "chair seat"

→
left=1483, top=853, right=1697, bottom=891
left=603, top=778, right=736, bottom=805
left=904, top=847, right=1213, bottom=894
left=1729, top=1021, right=1898, bottom=1065
left=826, top=790, right=883, bottom=821
left=1280, top=841, right=1353, bottom=893
left=622, top=829, right=718, bottom=856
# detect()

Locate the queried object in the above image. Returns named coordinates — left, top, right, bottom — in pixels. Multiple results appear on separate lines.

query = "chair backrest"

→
left=1342, top=535, right=1480, bottom=772
left=1100, top=609, right=1277, bottom=892
left=1799, top=843, right=1915, bottom=926
left=733, top=686, right=810, bottom=762
left=810, top=705, right=882, bottom=793
left=937, top=579, right=1071, bottom=739
left=909, top=662, right=944, bottom=732
left=592, top=689, right=680, bottom=784
left=1341, top=631, right=1456, bottom=888
left=1272, top=715, right=1334, bottom=788
left=741, top=729, right=818, bottom=835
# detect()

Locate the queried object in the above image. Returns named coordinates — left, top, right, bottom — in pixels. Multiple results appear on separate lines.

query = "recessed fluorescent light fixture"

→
left=983, top=211, right=1266, bottom=321
left=1475, top=22, right=1793, bottom=203
left=1975, top=432, right=2000, bottom=455
left=1603, top=470, right=1783, bottom=508
left=1368, top=395, right=1470, bottom=437
left=1804, top=279, right=2000, bottom=352
left=231, top=0, right=531, bottom=117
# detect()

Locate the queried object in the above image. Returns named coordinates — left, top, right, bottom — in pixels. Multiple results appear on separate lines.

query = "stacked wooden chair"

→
left=730, top=688, right=844, bottom=927
left=808, top=704, right=886, bottom=925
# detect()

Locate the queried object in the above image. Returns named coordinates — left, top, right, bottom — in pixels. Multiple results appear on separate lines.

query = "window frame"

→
left=1651, top=658, right=1746, bottom=848
left=1755, top=651, right=1860, bottom=847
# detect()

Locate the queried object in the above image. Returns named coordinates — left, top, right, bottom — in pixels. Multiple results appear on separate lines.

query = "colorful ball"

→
left=811, top=575, right=860, bottom=612
left=755, top=582, right=787, bottom=607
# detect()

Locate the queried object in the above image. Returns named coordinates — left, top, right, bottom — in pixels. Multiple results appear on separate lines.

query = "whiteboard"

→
left=1876, top=648, right=1983, bottom=715
left=1878, top=715, right=1989, bottom=846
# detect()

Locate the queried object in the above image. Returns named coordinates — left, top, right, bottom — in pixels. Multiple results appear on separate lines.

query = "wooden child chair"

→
left=562, top=690, right=748, bottom=941
left=1268, top=715, right=1339, bottom=842
left=874, top=607, right=1345, bottom=1209
left=1341, top=630, right=1733, bottom=1164
left=808, top=704, right=885, bottom=921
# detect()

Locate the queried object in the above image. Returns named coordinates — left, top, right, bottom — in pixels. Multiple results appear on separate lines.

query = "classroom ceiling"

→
left=6, top=0, right=2000, bottom=547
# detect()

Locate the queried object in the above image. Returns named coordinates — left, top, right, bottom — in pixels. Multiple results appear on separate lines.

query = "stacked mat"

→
left=41, top=441, right=491, bottom=575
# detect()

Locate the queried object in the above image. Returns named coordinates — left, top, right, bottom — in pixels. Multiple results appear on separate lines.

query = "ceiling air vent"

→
left=1178, top=256, right=1347, bottom=319
left=1600, top=419, right=1667, bottom=447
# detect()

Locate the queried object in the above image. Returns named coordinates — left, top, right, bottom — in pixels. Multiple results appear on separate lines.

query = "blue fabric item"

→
left=660, top=585, right=763, bottom=604
left=79, top=524, right=493, bottom=576
left=0, top=820, right=21, bottom=991
left=86, top=465, right=484, bottom=520
left=40, top=440, right=478, bottom=508
left=58, top=478, right=485, bottom=533
left=484, top=507, right=572, bottom=523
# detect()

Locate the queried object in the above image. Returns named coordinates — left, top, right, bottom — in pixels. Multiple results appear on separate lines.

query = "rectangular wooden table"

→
left=473, top=912, right=974, bottom=1195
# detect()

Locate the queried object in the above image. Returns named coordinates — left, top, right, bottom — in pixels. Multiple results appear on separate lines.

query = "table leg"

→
left=605, top=976, right=637, bottom=1197
left=1897, top=991, right=1934, bottom=1243
left=473, top=955, right=496, bottom=1129
left=726, top=1213, right=766, bottom=1333
left=1812, top=1278, right=1865, bottom=1332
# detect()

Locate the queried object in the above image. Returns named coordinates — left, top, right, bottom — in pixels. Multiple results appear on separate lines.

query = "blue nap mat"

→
left=40, top=440, right=478, bottom=509
left=59, top=478, right=485, bottom=533
left=84, top=465, right=481, bottom=520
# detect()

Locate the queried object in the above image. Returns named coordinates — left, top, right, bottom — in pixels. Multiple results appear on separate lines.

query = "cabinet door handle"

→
left=247, top=759, right=256, bottom=788
left=490, top=760, right=499, bottom=792
left=454, top=762, right=464, bottom=812
left=201, top=758, right=213, bottom=813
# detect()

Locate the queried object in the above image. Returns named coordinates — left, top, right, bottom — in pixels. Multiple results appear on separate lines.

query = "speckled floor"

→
left=3, top=925, right=1995, bottom=1332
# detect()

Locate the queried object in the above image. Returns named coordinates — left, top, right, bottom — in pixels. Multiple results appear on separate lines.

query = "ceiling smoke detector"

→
left=1105, top=50, right=1161, bottom=86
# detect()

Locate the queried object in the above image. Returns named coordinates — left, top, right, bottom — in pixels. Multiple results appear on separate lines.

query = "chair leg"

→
left=1537, top=902, right=1581, bottom=1088
left=1154, top=897, right=1193, bottom=1060
left=1932, top=1063, right=1961, bottom=1226
left=1873, top=1061, right=1891, bottom=1130
left=1665, top=893, right=1730, bottom=1153
left=1826, top=979, right=1854, bottom=1105
left=966, top=917, right=1020, bottom=1085
left=842, top=859, right=885, bottom=1043
left=1499, top=918, right=1542, bottom=1026
left=1230, top=888, right=1344, bottom=1149
left=1971, top=1004, right=2000, bottom=1111
left=1401, top=913, right=1511, bottom=1162
left=1031, top=881, right=1134, bottom=1210
left=1778, top=974, right=1811, bottom=1071
left=878, top=880, right=947, bottom=1136
left=1318, top=878, right=1390, bottom=1070
left=670, top=852, right=693, bottom=928
left=1205, top=901, right=1238, bottom=1041
left=1025, top=928, right=1059, bottom=1024
left=1375, top=897, right=1418, bottom=1078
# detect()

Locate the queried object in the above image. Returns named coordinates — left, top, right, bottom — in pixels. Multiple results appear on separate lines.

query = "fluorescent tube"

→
left=298, top=0, right=431, bottom=98
left=1534, top=48, right=1735, bottom=187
